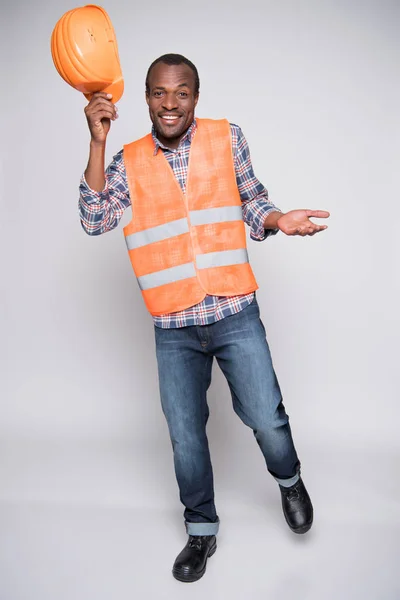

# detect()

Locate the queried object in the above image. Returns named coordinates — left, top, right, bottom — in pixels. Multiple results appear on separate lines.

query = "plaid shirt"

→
left=79, top=120, right=281, bottom=328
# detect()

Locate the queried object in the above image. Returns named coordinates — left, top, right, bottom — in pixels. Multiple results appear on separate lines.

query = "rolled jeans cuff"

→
left=185, top=519, right=220, bottom=536
left=274, top=472, right=300, bottom=488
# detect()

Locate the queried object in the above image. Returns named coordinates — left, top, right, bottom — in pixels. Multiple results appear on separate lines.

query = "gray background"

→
left=1, top=0, right=399, bottom=598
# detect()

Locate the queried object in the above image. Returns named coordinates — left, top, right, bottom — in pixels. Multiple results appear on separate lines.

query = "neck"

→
left=156, top=129, right=188, bottom=150
left=154, top=120, right=195, bottom=150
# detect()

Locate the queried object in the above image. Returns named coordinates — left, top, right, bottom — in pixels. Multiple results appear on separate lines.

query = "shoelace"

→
left=188, top=536, right=204, bottom=551
left=286, top=488, right=300, bottom=501
left=283, top=482, right=303, bottom=501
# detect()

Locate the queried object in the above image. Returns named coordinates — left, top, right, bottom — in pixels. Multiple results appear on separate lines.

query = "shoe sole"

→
left=172, top=542, right=217, bottom=583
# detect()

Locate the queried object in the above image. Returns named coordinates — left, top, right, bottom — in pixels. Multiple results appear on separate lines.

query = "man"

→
left=79, top=53, right=329, bottom=583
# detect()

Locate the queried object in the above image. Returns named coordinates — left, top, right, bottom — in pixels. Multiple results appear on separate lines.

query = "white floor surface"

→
left=0, top=441, right=399, bottom=600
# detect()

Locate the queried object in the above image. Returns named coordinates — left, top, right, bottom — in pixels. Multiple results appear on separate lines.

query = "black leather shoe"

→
left=172, top=535, right=217, bottom=583
left=279, top=477, right=313, bottom=534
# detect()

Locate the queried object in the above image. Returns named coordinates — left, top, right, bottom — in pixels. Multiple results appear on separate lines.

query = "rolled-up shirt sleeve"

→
left=79, top=149, right=131, bottom=235
left=231, top=124, right=282, bottom=241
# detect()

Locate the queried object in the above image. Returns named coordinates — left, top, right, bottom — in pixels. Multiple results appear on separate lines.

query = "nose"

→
left=162, top=92, right=178, bottom=111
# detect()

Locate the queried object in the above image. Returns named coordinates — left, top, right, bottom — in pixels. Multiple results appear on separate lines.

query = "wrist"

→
left=90, top=139, right=106, bottom=151
left=264, top=210, right=284, bottom=230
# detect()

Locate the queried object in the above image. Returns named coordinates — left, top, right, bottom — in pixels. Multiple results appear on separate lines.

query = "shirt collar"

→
left=151, top=119, right=197, bottom=155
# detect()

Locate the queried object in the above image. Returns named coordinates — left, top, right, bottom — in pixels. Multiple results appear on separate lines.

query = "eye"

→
left=178, top=91, right=188, bottom=98
left=153, top=90, right=163, bottom=97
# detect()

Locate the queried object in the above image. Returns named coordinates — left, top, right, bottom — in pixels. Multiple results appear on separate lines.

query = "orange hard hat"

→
left=51, top=4, right=124, bottom=102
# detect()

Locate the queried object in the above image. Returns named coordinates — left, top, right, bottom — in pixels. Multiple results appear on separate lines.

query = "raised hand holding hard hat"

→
left=84, top=91, right=118, bottom=146
left=51, top=4, right=124, bottom=103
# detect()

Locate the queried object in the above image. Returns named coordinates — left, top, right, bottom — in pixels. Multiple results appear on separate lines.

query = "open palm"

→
left=277, top=210, right=330, bottom=236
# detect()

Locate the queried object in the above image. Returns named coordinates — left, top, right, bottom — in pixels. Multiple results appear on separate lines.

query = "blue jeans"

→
left=154, top=296, right=300, bottom=536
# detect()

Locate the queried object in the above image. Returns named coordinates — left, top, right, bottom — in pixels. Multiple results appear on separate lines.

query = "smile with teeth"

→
left=161, top=115, right=180, bottom=122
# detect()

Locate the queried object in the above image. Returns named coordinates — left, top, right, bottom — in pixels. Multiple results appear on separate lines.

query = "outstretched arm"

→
left=232, top=124, right=282, bottom=241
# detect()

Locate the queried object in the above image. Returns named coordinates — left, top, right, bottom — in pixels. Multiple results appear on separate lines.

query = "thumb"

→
left=305, top=210, right=330, bottom=219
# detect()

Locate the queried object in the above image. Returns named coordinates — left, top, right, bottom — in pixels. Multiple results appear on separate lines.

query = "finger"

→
left=299, top=224, right=314, bottom=235
left=305, top=220, right=328, bottom=230
left=85, top=100, right=116, bottom=118
left=309, top=226, right=328, bottom=236
left=294, top=227, right=307, bottom=236
left=88, top=103, right=115, bottom=114
left=91, top=114, right=115, bottom=125
left=90, top=92, right=114, bottom=100
left=90, top=108, right=116, bottom=122
left=304, top=224, right=316, bottom=235
left=305, top=210, right=330, bottom=219
left=86, top=98, right=116, bottom=114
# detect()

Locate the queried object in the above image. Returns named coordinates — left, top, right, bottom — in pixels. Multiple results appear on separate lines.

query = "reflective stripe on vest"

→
left=137, top=262, right=196, bottom=290
left=196, top=248, right=249, bottom=270
left=137, top=248, right=249, bottom=290
left=125, top=206, right=243, bottom=251
left=189, top=205, right=243, bottom=226
left=125, top=217, right=189, bottom=250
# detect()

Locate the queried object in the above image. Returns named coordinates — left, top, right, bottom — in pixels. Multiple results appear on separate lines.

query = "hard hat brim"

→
left=83, top=76, right=124, bottom=103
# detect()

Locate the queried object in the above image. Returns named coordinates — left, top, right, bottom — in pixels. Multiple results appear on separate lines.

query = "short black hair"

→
left=145, top=53, right=200, bottom=96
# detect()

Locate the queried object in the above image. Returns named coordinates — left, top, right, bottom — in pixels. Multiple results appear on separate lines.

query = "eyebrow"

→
left=153, top=83, right=190, bottom=90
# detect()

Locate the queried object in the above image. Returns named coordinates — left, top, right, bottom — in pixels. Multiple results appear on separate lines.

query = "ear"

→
left=194, top=93, right=199, bottom=108
left=145, top=91, right=150, bottom=106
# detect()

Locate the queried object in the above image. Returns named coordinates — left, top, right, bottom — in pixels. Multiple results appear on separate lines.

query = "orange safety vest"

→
left=123, top=118, right=258, bottom=316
